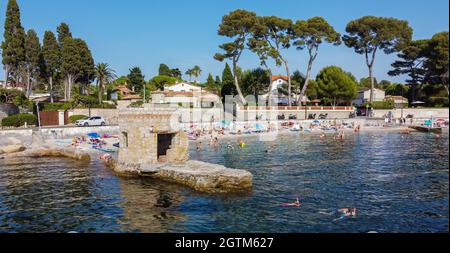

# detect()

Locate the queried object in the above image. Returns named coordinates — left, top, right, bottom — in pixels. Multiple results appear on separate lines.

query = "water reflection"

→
left=0, top=131, right=448, bottom=233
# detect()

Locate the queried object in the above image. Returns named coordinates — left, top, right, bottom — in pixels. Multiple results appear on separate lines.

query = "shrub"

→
left=427, top=97, right=449, bottom=108
left=128, top=101, right=144, bottom=108
left=40, top=102, right=72, bottom=112
left=1, top=114, right=37, bottom=127
left=69, top=115, right=88, bottom=123
left=365, top=100, right=395, bottom=109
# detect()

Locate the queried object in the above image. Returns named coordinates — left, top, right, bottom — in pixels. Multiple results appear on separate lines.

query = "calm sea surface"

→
left=0, top=131, right=448, bottom=233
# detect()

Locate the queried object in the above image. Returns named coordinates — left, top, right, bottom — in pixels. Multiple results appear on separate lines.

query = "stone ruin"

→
left=118, top=106, right=189, bottom=167
left=112, top=105, right=253, bottom=194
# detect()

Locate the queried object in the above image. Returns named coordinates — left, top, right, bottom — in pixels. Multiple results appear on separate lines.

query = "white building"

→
left=353, top=88, right=386, bottom=106
left=151, top=82, right=220, bottom=108
left=263, top=75, right=309, bottom=105
left=164, top=82, right=202, bottom=92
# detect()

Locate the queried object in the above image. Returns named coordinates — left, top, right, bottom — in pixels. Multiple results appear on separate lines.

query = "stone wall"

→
left=373, top=108, right=449, bottom=119
left=117, top=107, right=189, bottom=167
left=69, top=109, right=120, bottom=125
left=0, top=104, right=20, bottom=124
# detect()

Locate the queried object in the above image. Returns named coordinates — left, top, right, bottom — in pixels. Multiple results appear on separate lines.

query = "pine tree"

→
left=1, top=0, right=26, bottom=88
left=24, top=29, right=41, bottom=97
left=127, top=67, right=145, bottom=92
left=42, top=31, right=60, bottom=102
left=158, top=64, right=171, bottom=76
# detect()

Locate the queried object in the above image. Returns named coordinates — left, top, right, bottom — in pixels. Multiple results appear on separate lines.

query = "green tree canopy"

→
left=127, top=67, right=145, bottom=92
left=1, top=0, right=25, bottom=87
left=24, top=29, right=41, bottom=96
left=250, top=15, right=293, bottom=105
left=158, top=64, right=172, bottom=76
left=57, top=22, right=72, bottom=47
left=293, top=17, right=341, bottom=104
left=241, top=68, right=270, bottom=101
left=94, top=63, right=116, bottom=104
left=220, top=63, right=236, bottom=102
left=205, top=73, right=219, bottom=94
left=424, top=31, right=449, bottom=95
left=149, top=75, right=182, bottom=91
left=214, top=9, right=257, bottom=104
left=42, top=31, right=60, bottom=102
left=60, top=37, right=94, bottom=100
left=316, top=66, right=358, bottom=106
left=385, top=83, right=409, bottom=96
left=343, top=16, right=412, bottom=104
left=388, top=39, right=429, bottom=101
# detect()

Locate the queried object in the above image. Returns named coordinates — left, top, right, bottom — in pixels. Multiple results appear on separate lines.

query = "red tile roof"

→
left=272, top=75, right=289, bottom=82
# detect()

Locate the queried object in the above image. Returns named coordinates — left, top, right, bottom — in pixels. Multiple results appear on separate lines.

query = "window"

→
left=122, top=132, right=129, bottom=148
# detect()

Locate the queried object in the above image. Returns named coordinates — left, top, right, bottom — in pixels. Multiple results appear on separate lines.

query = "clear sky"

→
left=0, top=0, right=448, bottom=83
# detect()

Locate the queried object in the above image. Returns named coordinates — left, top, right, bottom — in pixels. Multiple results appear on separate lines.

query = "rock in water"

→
left=0, top=144, right=26, bottom=154
left=110, top=160, right=253, bottom=194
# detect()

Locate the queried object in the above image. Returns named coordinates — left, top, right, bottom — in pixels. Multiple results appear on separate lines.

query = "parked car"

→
left=75, top=116, right=106, bottom=127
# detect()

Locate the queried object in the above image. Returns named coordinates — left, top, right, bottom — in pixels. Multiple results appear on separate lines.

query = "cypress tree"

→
left=1, top=0, right=26, bottom=87
left=221, top=63, right=236, bottom=102
left=57, top=22, right=72, bottom=47
left=75, top=38, right=95, bottom=94
left=60, top=37, right=83, bottom=101
left=205, top=73, right=215, bottom=93
left=24, top=29, right=41, bottom=97
left=42, top=31, right=60, bottom=102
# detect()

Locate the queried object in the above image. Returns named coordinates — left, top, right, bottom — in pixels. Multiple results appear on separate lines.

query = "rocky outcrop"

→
left=109, top=160, right=253, bottom=194
left=0, top=144, right=26, bottom=154
left=31, top=147, right=91, bottom=161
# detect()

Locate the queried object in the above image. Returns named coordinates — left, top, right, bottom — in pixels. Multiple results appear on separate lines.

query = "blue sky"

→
left=0, top=0, right=448, bottom=83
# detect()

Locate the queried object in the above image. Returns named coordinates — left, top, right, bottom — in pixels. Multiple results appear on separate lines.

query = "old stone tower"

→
left=118, top=106, right=189, bottom=167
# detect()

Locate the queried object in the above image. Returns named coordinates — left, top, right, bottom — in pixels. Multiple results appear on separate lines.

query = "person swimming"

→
left=281, top=197, right=301, bottom=207
left=338, top=208, right=357, bottom=217
left=333, top=208, right=357, bottom=221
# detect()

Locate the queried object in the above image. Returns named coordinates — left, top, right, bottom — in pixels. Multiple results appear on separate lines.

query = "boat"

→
left=409, top=126, right=443, bottom=134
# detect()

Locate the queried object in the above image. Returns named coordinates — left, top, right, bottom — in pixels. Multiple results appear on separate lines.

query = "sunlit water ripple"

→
left=0, top=131, right=448, bottom=233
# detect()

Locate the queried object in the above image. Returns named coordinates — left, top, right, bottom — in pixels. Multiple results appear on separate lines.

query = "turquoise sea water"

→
left=0, top=131, right=448, bottom=233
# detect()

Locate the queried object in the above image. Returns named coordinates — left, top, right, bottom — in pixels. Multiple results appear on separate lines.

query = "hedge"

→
left=69, top=115, right=88, bottom=123
left=365, top=100, right=395, bottom=110
left=1, top=114, right=37, bottom=127
left=40, top=102, right=72, bottom=112
left=128, top=101, right=144, bottom=108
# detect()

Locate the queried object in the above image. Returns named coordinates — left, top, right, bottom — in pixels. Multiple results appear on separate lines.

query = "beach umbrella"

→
left=87, top=133, right=101, bottom=139
left=411, top=101, right=425, bottom=105
left=313, top=120, right=320, bottom=124
left=255, top=123, right=265, bottom=130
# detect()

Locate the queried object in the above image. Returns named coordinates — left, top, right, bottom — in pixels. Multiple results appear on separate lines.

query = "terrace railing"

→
left=238, top=106, right=354, bottom=111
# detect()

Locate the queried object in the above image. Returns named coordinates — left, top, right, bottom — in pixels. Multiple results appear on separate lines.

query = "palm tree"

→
left=192, top=65, right=202, bottom=83
left=185, top=69, right=194, bottom=82
left=94, top=63, right=117, bottom=104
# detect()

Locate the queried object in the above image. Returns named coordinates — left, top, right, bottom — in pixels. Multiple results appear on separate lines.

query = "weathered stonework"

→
left=118, top=106, right=189, bottom=166
left=114, top=105, right=253, bottom=193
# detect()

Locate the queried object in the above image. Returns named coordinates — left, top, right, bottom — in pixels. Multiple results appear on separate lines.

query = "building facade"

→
left=353, top=88, right=386, bottom=106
